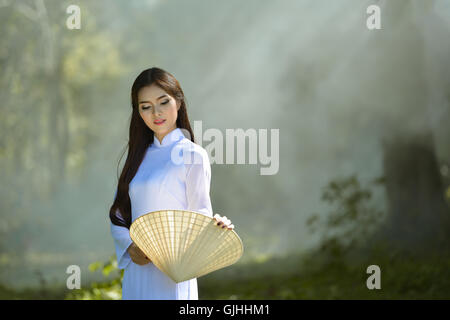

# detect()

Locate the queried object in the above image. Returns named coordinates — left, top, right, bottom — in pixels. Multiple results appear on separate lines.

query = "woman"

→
left=109, top=67, right=233, bottom=300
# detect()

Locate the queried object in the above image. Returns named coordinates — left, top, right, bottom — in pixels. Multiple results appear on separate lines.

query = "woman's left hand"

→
left=213, top=214, right=234, bottom=230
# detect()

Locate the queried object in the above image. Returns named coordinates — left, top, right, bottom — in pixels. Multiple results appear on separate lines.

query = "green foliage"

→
left=65, top=255, right=123, bottom=300
left=306, top=174, right=385, bottom=262
left=2, top=174, right=449, bottom=299
left=199, top=248, right=450, bottom=299
left=0, top=1, right=130, bottom=259
left=2, top=248, right=450, bottom=300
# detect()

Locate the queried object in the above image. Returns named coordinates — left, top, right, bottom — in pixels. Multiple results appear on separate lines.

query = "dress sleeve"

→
left=185, top=148, right=214, bottom=218
left=110, top=217, right=133, bottom=270
left=109, top=190, right=133, bottom=269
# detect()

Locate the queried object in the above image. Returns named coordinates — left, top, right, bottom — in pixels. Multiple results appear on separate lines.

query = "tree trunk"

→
left=379, top=130, right=450, bottom=255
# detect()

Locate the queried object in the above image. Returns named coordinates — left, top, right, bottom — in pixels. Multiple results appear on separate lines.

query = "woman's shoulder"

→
left=177, top=138, right=210, bottom=165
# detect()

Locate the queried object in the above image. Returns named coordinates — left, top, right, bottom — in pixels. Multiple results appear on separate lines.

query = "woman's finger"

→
left=213, top=214, right=233, bottom=229
left=134, top=255, right=150, bottom=265
left=136, top=247, right=147, bottom=257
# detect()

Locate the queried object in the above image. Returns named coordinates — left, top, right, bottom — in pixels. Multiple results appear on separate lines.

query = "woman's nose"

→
left=152, top=106, right=162, bottom=115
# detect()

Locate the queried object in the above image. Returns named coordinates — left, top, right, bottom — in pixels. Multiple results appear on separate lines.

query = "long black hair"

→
left=109, top=67, right=195, bottom=228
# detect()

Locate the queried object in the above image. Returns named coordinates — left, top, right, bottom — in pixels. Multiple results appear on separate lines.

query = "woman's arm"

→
left=110, top=208, right=133, bottom=270
left=185, top=148, right=234, bottom=229
left=185, top=148, right=213, bottom=218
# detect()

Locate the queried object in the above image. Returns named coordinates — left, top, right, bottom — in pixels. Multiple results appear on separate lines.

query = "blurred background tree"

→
left=306, top=174, right=386, bottom=266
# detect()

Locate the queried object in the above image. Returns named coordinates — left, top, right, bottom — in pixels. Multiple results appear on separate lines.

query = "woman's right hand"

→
left=127, top=242, right=151, bottom=265
left=213, top=214, right=234, bottom=230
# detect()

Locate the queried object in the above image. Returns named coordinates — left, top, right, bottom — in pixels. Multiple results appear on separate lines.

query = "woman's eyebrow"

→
left=139, top=95, right=168, bottom=104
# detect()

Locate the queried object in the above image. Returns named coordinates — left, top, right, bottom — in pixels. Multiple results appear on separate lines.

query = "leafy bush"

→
left=65, top=255, right=123, bottom=300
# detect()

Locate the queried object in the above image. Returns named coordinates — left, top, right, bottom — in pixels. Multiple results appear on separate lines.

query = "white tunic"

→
left=109, top=127, right=213, bottom=300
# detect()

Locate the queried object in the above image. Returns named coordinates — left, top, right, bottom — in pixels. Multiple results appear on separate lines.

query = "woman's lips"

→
left=154, top=119, right=166, bottom=125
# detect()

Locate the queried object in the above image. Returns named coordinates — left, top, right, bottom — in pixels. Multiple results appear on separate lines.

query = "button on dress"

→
left=109, top=127, right=213, bottom=300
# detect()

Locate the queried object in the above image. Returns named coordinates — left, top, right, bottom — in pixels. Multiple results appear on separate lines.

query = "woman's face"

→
left=138, top=84, right=180, bottom=143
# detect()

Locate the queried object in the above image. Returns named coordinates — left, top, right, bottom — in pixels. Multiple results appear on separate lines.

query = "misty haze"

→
left=1, top=0, right=449, bottom=299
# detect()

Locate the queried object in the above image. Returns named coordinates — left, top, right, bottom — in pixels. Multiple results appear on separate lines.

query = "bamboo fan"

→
left=129, top=209, right=244, bottom=283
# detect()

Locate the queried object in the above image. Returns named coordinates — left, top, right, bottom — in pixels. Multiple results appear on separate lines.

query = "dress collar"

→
left=152, top=127, right=185, bottom=148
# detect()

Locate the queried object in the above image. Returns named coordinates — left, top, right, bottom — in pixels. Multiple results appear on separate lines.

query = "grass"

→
left=1, top=246, right=449, bottom=300
left=198, top=248, right=450, bottom=300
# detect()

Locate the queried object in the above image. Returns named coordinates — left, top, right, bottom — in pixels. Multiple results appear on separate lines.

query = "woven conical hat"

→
left=129, top=209, right=244, bottom=283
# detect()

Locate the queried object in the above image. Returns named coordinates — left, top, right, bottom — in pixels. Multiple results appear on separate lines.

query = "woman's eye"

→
left=142, top=100, right=168, bottom=110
